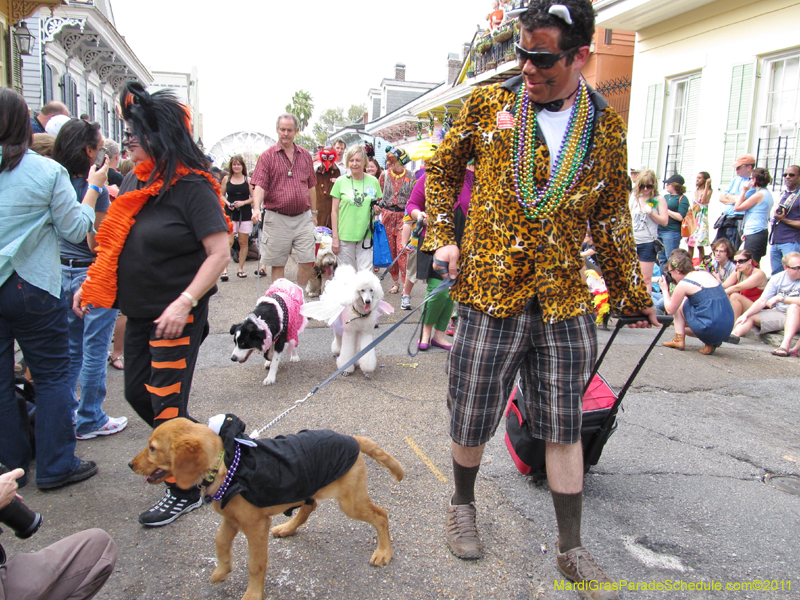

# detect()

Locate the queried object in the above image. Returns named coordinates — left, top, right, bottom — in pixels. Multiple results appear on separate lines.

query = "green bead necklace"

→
left=512, top=80, right=594, bottom=220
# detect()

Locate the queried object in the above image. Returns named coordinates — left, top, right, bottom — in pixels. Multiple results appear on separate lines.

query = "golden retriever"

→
left=130, top=417, right=404, bottom=600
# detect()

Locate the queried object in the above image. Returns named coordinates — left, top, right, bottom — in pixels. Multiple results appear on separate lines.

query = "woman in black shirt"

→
left=75, top=81, right=231, bottom=527
left=220, top=154, right=254, bottom=279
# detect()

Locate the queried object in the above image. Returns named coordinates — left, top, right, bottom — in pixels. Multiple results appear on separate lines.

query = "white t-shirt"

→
left=537, top=108, right=571, bottom=175
left=628, top=192, right=660, bottom=245
left=762, top=271, right=800, bottom=313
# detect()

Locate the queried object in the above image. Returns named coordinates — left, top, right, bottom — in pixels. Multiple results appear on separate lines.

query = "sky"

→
left=111, top=0, right=491, bottom=149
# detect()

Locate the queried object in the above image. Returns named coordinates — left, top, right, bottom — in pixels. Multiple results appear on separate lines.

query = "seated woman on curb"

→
left=709, top=237, right=736, bottom=282
left=661, top=250, right=735, bottom=355
left=722, top=249, right=767, bottom=321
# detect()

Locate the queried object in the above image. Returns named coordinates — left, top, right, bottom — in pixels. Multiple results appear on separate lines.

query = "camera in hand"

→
left=0, top=464, right=42, bottom=539
left=663, top=270, right=675, bottom=286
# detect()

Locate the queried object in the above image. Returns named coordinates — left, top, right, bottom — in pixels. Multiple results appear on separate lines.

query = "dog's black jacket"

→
left=215, top=415, right=360, bottom=509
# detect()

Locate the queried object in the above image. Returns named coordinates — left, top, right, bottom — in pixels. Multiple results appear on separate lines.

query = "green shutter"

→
left=641, top=82, right=664, bottom=170
left=720, top=63, right=755, bottom=187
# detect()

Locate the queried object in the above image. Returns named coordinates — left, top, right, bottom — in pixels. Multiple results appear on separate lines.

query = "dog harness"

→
left=207, top=414, right=360, bottom=510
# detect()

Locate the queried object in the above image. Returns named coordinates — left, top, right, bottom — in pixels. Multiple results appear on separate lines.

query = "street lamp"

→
left=14, top=21, right=35, bottom=56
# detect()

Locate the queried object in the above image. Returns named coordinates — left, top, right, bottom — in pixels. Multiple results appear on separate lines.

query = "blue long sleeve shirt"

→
left=0, top=149, right=95, bottom=298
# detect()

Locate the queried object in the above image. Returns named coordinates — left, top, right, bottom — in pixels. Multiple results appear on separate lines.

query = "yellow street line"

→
left=405, top=437, right=447, bottom=483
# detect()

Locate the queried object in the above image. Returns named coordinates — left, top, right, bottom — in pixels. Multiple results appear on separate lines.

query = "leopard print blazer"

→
left=422, top=76, right=652, bottom=322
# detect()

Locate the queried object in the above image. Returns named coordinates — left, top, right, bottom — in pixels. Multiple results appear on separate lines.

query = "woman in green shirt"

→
left=657, top=173, right=690, bottom=265
left=330, top=145, right=382, bottom=271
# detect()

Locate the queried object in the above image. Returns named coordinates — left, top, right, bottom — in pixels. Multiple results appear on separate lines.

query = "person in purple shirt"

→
left=406, top=164, right=473, bottom=350
left=770, top=164, right=800, bottom=274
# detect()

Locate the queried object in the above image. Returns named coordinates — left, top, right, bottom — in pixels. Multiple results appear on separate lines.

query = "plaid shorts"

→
left=447, top=300, right=597, bottom=446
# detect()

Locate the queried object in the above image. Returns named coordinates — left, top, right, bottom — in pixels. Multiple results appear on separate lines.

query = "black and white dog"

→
left=229, top=279, right=307, bottom=385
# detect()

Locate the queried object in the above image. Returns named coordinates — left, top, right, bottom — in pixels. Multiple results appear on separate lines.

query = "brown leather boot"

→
left=699, top=344, right=718, bottom=355
left=663, top=334, right=685, bottom=350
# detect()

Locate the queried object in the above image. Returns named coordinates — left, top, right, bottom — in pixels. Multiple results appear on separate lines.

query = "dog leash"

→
left=249, top=274, right=456, bottom=438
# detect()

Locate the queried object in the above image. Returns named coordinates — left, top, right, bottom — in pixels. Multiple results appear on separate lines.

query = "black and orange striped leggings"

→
left=123, top=301, right=209, bottom=429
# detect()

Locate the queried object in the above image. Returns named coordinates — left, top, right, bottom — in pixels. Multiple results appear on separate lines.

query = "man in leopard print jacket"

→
left=423, top=1, right=657, bottom=597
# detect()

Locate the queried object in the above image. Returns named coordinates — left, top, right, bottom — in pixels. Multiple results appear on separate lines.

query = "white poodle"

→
left=301, top=265, right=393, bottom=376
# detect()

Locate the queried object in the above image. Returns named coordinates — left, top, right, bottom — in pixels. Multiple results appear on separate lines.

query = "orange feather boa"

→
left=81, top=159, right=232, bottom=309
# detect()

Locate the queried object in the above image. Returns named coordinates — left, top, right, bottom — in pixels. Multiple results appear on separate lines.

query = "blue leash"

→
left=250, top=275, right=456, bottom=438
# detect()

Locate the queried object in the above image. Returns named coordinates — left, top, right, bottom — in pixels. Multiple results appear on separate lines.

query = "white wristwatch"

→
left=181, top=291, right=198, bottom=307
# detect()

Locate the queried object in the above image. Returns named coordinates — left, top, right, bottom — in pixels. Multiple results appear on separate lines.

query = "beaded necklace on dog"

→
left=210, top=444, right=241, bottom=501
left=512, top=79, right=594, bottom=220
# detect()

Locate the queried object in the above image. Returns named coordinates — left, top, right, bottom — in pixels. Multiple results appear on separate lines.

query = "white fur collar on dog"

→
left=247, top=313, right=273, bottom=354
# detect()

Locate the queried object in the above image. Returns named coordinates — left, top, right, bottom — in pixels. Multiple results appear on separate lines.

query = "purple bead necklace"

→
left=210, top=444, right=240, bottom=502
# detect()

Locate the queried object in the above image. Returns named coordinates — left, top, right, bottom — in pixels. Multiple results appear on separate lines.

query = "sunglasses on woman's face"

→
left=641, top=184, right=654, bottom=190
left=514, top=43, right=578, bottom=69
left=734, top=258, right=750, bottom=264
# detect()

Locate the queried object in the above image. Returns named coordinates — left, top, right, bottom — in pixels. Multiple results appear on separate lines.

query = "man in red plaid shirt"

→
left=251, top=114, right=318, bottom=285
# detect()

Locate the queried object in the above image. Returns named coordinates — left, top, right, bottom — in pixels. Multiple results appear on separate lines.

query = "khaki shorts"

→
left=260, top=210, right=316, bottom=266
left=754, top=308, right=786, bottom=334
left=406, top=246, right=419, bottom=284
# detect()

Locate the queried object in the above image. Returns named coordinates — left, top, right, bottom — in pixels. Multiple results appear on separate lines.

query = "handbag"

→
left=371, top=218, right=393, bottom=267
left=681, top=210, right=697, bottom=237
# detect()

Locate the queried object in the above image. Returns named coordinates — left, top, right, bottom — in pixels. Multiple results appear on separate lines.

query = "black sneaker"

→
left=139, top=486, right=203, bottom=527
left=38, top=460, right=98, bottom=490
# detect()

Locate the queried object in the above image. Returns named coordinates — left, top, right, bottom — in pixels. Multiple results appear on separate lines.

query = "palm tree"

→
left=286, top=90, right=314, bottom=132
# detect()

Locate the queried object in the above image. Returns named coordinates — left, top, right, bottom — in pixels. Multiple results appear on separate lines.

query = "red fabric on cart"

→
left=583, top=373, right=616, bottom=412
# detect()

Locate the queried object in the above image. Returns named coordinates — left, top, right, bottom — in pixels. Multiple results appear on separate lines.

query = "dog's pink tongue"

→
left=325, top=266, right=332, bottom=276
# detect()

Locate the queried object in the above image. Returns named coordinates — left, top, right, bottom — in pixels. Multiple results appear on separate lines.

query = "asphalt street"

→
left=5, top=257, right=799, bottom=600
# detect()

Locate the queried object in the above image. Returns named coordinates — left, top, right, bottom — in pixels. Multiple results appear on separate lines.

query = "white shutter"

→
left=679, top=75, right=702, bottom=176
left=721, top=63, right=755, bottom=187
left=640, top=83, right=664, bottom=170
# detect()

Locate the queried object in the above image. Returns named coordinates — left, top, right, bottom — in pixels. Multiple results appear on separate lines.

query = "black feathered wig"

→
left=118, top=81, right=209, bottom=198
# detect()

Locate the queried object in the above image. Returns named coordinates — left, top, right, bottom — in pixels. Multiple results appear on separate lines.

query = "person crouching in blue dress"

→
left=660, top=249, right=735, bottom=355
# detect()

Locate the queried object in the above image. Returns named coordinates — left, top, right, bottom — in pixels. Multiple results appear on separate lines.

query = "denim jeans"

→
left=61, top=265, right=117, bottom=435
left=0, top=273, right=80, bottom=484
left=657, top=230, right=682, bottom=266
left=770, top=241, right=800, bottom=274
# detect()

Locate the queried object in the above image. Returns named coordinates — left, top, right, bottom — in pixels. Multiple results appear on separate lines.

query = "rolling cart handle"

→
left=586, top=314, right=673, bottom=427
left=588, top=314, right=673, bottom=384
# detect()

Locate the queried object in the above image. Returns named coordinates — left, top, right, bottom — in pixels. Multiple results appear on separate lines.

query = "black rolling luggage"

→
left=504, top=315, right=672, bottom=480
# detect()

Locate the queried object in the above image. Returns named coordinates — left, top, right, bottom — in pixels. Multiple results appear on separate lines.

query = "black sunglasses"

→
left=734, top=258, right=750, bottom=264
left=641, top=184, right=654, bottom=190
left=784, top=173, right=798, bottom=178
left=514, top=43, right=578, bottom=69
left=785, top=265, right=800, bottom=271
